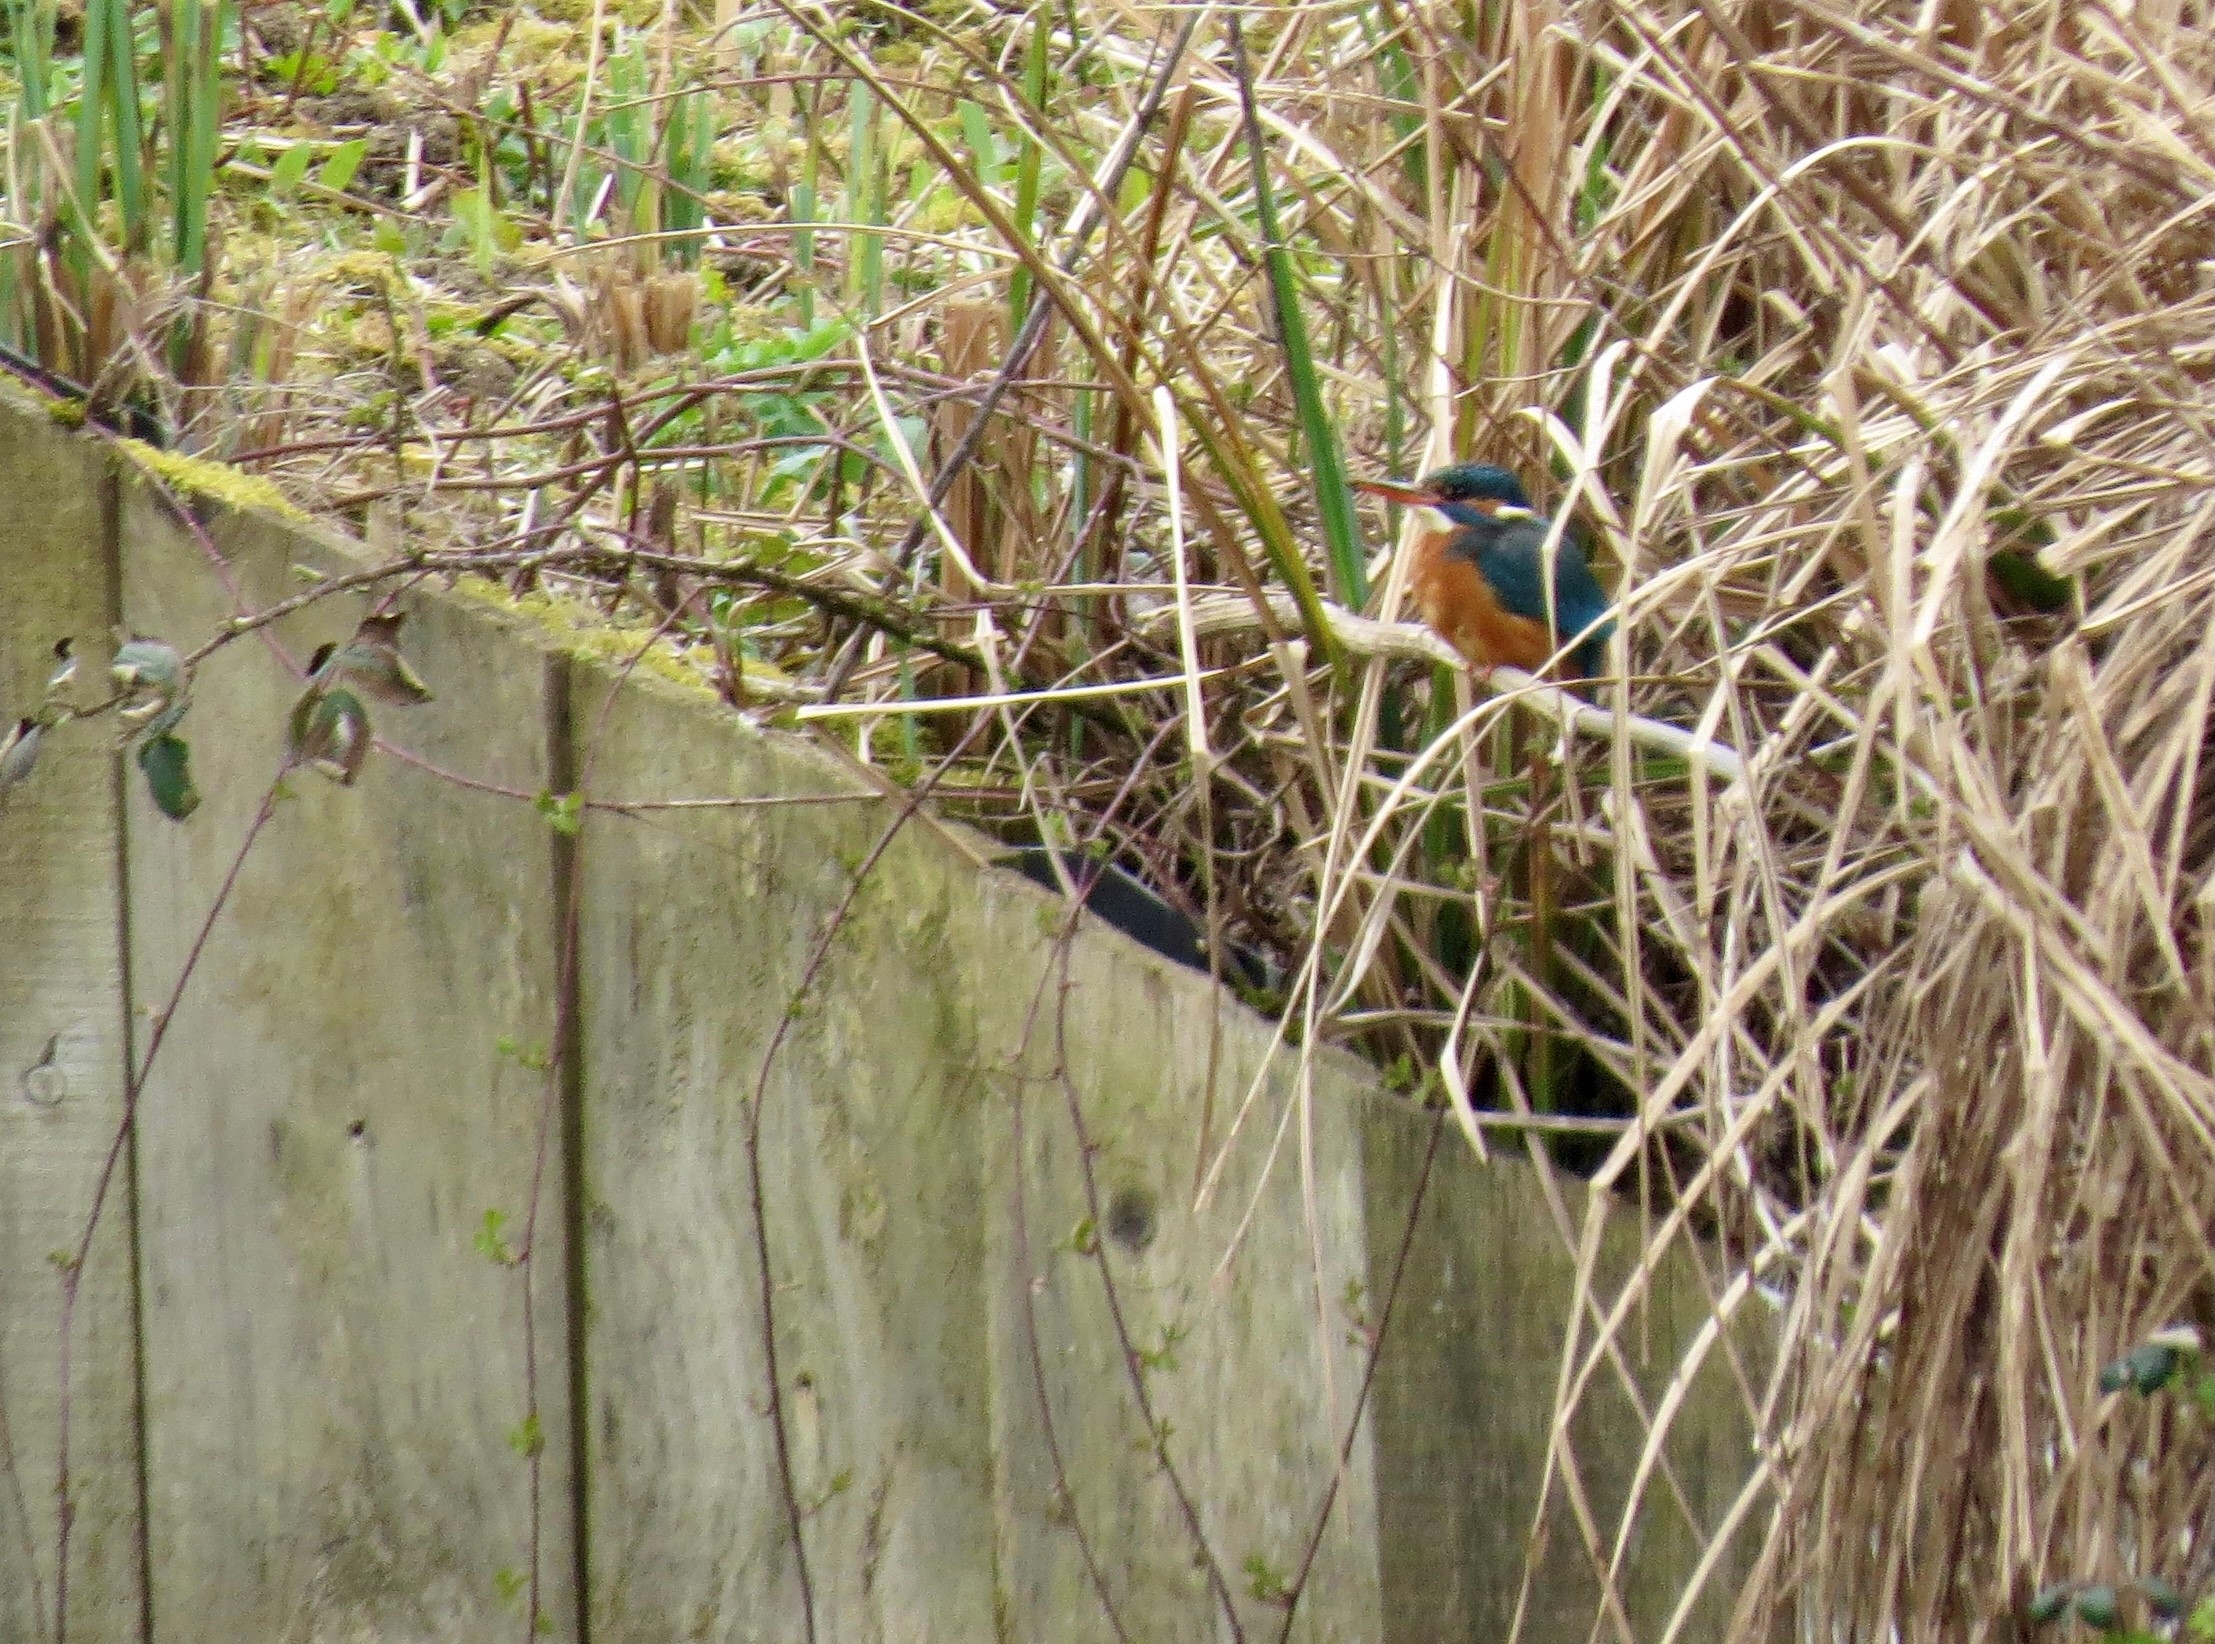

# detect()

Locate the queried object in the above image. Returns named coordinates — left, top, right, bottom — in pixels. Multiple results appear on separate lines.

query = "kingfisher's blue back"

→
left=1436, top=499, right=1615, bottom=675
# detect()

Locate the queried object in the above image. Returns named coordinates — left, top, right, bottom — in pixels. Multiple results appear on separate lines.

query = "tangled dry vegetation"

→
left=11, top=0, right=2215, bottom=1634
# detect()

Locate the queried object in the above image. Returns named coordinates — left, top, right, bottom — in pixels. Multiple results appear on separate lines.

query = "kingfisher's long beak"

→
left=1352, top=478, right=1435, bottom=507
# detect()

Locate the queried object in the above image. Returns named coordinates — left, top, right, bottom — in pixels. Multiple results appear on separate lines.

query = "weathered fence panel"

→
left=0, top=392, right=1760, bottom=1642
left=975, top=916, right=1384, bottom=1641
left=1363, top=1108, right=1759, bottom=1641
left=0, top=414, right=144, bottom=1644
left=118, top=483, right=577, bottom=1641
left=572, top=665, right=1005, bottom=1642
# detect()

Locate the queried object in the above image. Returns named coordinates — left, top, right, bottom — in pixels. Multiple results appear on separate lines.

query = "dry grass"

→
left=14, top=0, right=2215, bottom=1634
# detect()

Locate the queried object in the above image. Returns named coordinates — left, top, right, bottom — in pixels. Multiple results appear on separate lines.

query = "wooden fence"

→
left=0, top=391, right=1755, bottom=1642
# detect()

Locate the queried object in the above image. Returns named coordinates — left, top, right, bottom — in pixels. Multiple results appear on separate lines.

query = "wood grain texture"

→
left=0, top=401, right=145, bottom=1644
left=974, top=903, right=1386, bottom=1642
left=1364, top=1111, right=1760, bottom=1641
left=572, top=668, right=1002, bottom=1643
left=119, top=491, right=576, bottom=1642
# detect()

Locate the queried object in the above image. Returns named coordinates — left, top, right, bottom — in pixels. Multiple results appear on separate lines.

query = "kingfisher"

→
left=1354, top=464, right=1614, bottom=678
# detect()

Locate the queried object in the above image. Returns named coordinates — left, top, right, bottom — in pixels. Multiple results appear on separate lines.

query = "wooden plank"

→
left=0, top=402, right=145, bottom=1644
left=571, top=666, right=1003, bottom=1641
left=974, top=894, right=1384, bottom=1642
left=1363, top=1109, right=1760, bottom=1640
left=570, top=641, right=1390, bottom=1639
left=116, top=481, right=577, bottom=1641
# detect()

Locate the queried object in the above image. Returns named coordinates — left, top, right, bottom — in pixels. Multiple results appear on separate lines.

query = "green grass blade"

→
left=844, top=81, right=879, bottom=314
left=608, top=41, right=646, bottom=221
left=73, top=0, right=109, bottom=274
left=1177, top=399, right=1342, bottom=668
left=11, top=0, right=50, bottom=121
left=663, top=87, right=710, bottom=262
left=956, top=99, right=995, bottom=187
left=104, top=0, right=143, bottom=251
left=1226, top=17, right=1366, bottom=608
left=1007, top=20, right=1047, bottom=330
left=165, top=0, right=193, bottom=255
left=176, top=0, right=225, bottom=273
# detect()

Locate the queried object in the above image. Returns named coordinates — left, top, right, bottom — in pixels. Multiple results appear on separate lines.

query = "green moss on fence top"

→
left=122, top=441, right=307, bottom=521
left=456, top=575, right=719, bottom=696
left=450, top=573, right=806, bottom=706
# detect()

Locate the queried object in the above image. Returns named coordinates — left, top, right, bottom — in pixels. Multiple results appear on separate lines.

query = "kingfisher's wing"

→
left=1455, top=516, right=1558, bottom=628
left=1449, top=515, right=1615, bottom=666
left=1551, top=542, right=1613, bottom=643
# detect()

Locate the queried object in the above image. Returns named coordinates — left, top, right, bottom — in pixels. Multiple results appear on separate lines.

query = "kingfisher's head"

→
left=1354, top=463, right=1532, bottom=525
left=1416, top=464, right=1530, bottom=512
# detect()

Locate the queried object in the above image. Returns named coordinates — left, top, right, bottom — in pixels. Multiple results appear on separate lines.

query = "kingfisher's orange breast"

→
left=1411, top=530, right=1554, bottom=672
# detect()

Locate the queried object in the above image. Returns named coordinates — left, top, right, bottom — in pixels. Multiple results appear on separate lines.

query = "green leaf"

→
left=1987, top=547, right=2071, bottom=612
left=1242, top=1551, right=1290, bottom=1605
left=496, top=1036, right=551, bottom=1072
left=137, top=734, right=200, bottom=820
left=270, top=142, right=315, bottom=199
left=475, top=1207, right=516, bottom=1265
left=2028, top=1583, right=2073, bottom=1625
left=2100, top=1342, right=2182, bottom=1396
left=493, top=1567, right=525, bottom=1604
left=446, top=186, right=519, bottom=276
left=2132, top=1342, right=2182, bottom=1393
left=1986, top=501, right=2072, bottom=613
left=2076, top=1585, right=2119, bottom=1629
left=507, top=1412, right=545, bottom=1458
left=317, top=612, right=434, bottom=706
left=535, top=790, right=583, bottom=836
left=2142, top=1578, right=2185, bottom=1620
left=112, top=639, right=186, bottom=692
left=319, top=138, right=369, bottom=194
left=956, top=100, right=996, bottom=186
left=287, top=685, right=373, bottom=786
left=114, top=638, right=192, bottom=738
left=0, top=718, right=45, bottom=793
left=2187, top=1596, right=2215, bottom=1640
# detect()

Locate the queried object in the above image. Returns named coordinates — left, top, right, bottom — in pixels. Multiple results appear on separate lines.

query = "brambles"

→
left=2026, top=1331, right=2214, bottom=1642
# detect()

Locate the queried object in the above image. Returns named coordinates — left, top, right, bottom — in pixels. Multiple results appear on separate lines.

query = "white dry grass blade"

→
left=1153, top=384, right=1211, bottom=775
left=792, top=672, right=1233, bottom=721
left=1910, top=350, right=2077, bottom=651
left=854, top=324, right=1001, bottom=595
left=1629, top=378, right=1718, bottom=561
left=1146, top=594, right=1747, bottom=782
left=1437, top=953, right=1495, bottom=1166
left=553, top=0, right=610, bottom=241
